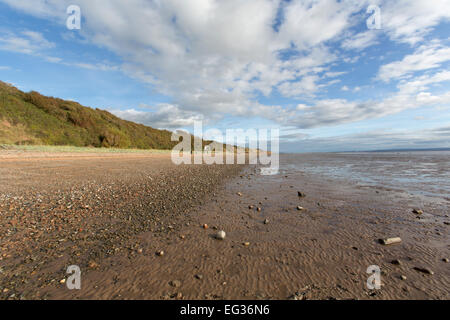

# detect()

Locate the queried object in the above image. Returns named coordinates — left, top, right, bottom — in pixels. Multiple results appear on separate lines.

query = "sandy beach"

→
left=0, top=150, right=448, bottom=300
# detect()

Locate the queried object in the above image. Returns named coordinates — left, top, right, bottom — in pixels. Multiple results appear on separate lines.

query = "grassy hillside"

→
left=0, top=81, right=179, bottom=149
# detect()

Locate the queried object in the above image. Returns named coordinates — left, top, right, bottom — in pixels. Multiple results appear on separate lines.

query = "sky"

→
left=0, top=0, right=449, bottom=152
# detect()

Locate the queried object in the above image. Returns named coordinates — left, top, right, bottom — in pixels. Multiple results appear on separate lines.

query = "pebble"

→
left=257, top=207, right=261, bottom=212
left=248, top=205, right=254, bottom=209
left=412, top=209, right=423, bottom=215
left=203, top=224, right=209, bottom=229
left=400, top=275, right=407, bottom=280
left=379, top=237, right=402, bottom=245
left=60, top=279, right=66, bottom=284
left=156, top=250, right=164, bottom=256
left=297, top=206, right=304, bottom=211
left=442, top=258, right=449, bottom=263
left=194, top=274, right=203, bottom=280
left=169, top=280, right=181, bottom=288
left=413, top=267, right=434, bottom=275
left=243, top=242, right=250, bottom=246
left=391, top=259, right=401, bottom=265
left=289, top=292, right=305, bottom=300
left=216, top=230, right=226, bottom=240
left=298, top=191, right=306, bottom=197
left=264, top=219, right=269, bottom=224
left=237, top=192, right=243, bottom=196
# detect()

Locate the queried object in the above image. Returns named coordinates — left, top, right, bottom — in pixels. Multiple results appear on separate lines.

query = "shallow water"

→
left=280, top=151, right=450, bottom=201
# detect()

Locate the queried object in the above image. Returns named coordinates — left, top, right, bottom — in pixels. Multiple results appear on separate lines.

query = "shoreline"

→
left=0, top=152, right=448, bottom=300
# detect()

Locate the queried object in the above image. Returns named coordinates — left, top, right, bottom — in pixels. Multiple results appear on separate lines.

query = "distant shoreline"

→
left=280, top=147, right=450, bottom=154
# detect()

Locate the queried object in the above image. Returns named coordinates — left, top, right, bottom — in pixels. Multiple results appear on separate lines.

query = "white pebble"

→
left=216, top=230, right=226, bottom=240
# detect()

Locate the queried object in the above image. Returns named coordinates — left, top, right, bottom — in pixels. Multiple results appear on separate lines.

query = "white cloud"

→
left=111, top=104, right=206, bottom=129
left=324, top=71, right=347, bottom=78
left=278, top=0, right=368, bottom=49
left=1, top=0, right=450, bottom=133
left=342, top=30, right=379, bottom=50
left=0, top=28, right=120, bottom=72
left=380, top=0, right=450, bottom=45
left=378, top=41, right=450, bottom=82
left=283, top=69, right=450, bottom=129
left=0, top=0, right=364, bottom=119
left=0, top=30, right=55, bottom=54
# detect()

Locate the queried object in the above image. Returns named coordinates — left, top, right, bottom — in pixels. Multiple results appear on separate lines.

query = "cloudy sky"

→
left=0, top=0, right=449, bottom=152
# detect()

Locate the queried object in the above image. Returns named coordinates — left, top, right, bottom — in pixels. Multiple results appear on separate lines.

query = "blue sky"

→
left=0, top=0, right=449, bottom=152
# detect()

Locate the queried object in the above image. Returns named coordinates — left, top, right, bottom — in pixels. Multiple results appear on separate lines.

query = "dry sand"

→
left=0, top=150, right=448, bottom=300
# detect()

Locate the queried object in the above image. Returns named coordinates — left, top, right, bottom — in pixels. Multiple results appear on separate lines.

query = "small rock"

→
left=298, top=191, right=306, bottom=197
left=195, top=274, right=203, bottom=280
left=156, top=250, right=164, bottom=256
left=243, top=242, right=250, bottom=246
left=264, top=219, right=269, bottom=224
left=169, top=280, right=182, bottom=288
left=413, top=267, right=434, bottom=275
left=88, top=261, right=99, bottom=269
left=237, top=192, right=243, bottom=196
left=412, top=209, right=423, bottom=215
left=391, top=259, right=401, bottom=265
left=137, top=248, right=143, bottom=254
left=289, top=292, right=305, bottom=300
left=442, top=258, right=449, bottom=263
left=257, top=207, right=262, bottom=212
left=400, top=275, right=407, bottom=280
left=297, top=206, right=304, bottom=211
left=203, top=224, right=209, bottom=229
left=248, top=205, right=254, bottom=209
left=180, top=235, right=185, bottom=239
left=379, top=237, right=402, bottom=245
left=60, top=279, right=66, bottom=284
left=216, top=230, right=226, bottom=240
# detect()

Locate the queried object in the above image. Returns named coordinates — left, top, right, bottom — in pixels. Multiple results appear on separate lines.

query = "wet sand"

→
left=0, top=151, right=448, bottom=300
